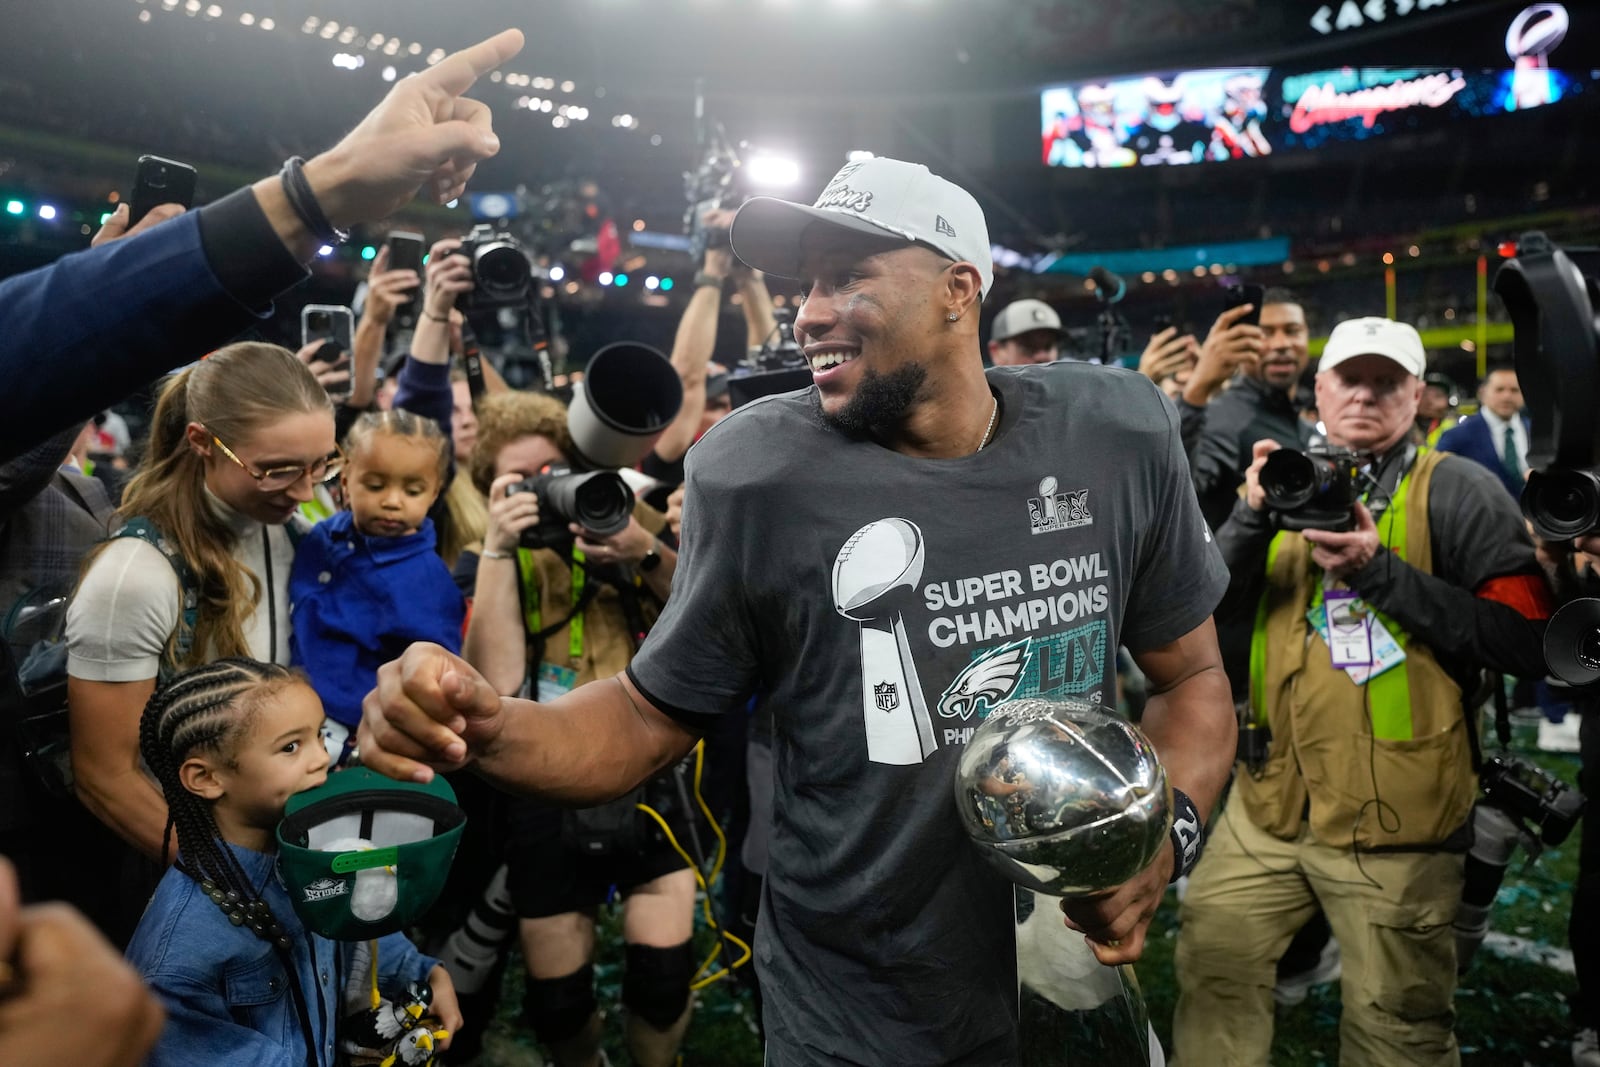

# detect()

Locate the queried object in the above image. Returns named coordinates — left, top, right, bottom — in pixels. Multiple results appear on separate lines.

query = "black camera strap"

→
left=1491, top=672, right=1513, bottom=749
left=461, top=321, right=487, bottom=413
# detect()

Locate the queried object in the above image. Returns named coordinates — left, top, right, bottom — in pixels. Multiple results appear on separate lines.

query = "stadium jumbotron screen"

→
left=1041, top=1, right=1583, bottom=167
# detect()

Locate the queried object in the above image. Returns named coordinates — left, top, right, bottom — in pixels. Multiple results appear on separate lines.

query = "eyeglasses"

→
left=209, top=433, right=343, bottom=492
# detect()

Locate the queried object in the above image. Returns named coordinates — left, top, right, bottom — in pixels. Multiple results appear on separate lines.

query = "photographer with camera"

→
left=1174, top=316, right=1555, bottom=1066
left=456, top=391, right=688, bottom=1067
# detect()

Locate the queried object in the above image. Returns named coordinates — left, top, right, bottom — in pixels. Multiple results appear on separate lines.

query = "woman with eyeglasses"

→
left=66, top=343, right=338, bottom=869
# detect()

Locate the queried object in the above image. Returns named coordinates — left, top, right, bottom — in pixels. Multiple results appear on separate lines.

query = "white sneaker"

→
left=1574, top=1027, right=1600, bottom=1067
left=1273, top=939, right=1341, bottom=1007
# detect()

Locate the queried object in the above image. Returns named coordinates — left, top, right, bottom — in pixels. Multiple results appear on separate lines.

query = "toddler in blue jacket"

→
left=290, top=409, right=464, bottom=760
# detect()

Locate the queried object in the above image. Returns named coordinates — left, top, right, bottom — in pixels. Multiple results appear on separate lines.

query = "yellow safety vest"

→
left=1241, top=448, right=1476, bottom=848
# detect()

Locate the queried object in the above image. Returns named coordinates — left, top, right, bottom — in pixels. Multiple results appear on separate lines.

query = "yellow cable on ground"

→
left=634, top=741, right=752, bottom=990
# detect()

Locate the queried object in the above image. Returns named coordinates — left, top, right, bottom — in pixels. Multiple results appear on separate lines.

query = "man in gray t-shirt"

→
left=358, top=157, right=1238, bottom=1066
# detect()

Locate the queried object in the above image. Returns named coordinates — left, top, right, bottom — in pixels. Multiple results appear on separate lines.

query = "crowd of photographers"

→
left=0, top=26, right=1595, bottom=1067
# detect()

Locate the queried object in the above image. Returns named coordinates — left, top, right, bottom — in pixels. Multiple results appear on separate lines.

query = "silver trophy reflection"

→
left=954, top=698, right=1172, bottom=1066
left=832, top=518, right=938, bottom=765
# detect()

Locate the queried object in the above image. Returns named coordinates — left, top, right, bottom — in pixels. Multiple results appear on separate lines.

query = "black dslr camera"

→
left=1258, top=445, right=1368, bottom=531
left=507, top=466, right=634, bottom=551
left=683, top=128, right=744, bottom=269
left=1457, top=755, right=1587, bottom=970
left=455, top=223, right=534, bottom=312
left=1479, top=755, right=1586, bottom=847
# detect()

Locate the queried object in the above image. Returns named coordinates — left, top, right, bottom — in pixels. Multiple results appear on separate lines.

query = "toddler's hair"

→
left=344, top=408, right=451, bottom=485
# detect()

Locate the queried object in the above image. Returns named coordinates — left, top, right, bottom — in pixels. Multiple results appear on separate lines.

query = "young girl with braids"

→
left=125, top=658, right=460, bottom=1066
left=289, top=409, right=465, bottom=761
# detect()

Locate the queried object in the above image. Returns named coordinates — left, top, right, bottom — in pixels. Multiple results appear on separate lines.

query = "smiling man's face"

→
left=791, top=231, right=956, bottom=432
left=1254, top=301, right=1309, bottom=391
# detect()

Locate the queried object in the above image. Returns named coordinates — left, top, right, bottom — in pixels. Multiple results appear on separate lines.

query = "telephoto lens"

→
left=1521, top=467, right=1600, bottom=541
left=1260, top=450, right=1334, bottom=511
left=1543, top=597, right=1600, bottom=686
left=551, top=469, right=634, bottom=537
left=1453, top=804, right=1523, bottom=972
left=473, top=240, right=532, bottom=299
left=1257, top=446, right=1365, bottom=531
left=510, top=467, right=636, bottom=550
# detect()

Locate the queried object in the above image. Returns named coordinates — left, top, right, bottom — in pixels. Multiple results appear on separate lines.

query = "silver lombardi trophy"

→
left=954, top=697, right=1173, bottom=1066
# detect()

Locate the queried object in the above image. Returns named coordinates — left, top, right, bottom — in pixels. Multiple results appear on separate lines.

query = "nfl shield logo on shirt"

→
left=874, top=681, right=900, bottom=712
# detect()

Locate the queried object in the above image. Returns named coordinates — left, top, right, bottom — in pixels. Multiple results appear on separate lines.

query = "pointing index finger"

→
left=419, top=29, right=525, bottom=100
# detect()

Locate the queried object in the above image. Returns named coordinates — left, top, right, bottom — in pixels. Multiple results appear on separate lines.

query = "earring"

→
left=947, top=312, right=959, bottom=322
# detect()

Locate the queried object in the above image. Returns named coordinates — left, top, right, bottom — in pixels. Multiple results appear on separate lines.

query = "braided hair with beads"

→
left=138, top=657, right=322, bottom=1055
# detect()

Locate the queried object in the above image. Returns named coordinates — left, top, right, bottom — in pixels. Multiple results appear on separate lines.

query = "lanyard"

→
left=517, top=547, right=586, bottom=660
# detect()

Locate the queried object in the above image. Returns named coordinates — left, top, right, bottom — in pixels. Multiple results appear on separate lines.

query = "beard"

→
left=818, top=362, right=930, bottom=439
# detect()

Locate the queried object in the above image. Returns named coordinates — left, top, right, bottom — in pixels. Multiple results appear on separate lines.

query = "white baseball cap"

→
left=1319, top=317, right=1426, bottom=378
left=990, top=299, right=1063, bottom=342
left=731, top=156, right=993, bottom=298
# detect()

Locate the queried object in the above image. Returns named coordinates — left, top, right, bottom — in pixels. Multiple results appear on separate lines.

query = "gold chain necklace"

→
left=974, top=396, right=999, bottom=453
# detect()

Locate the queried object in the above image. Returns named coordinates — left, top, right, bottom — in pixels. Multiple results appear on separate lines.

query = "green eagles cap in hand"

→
left=276, top=767, right=465, bottom=940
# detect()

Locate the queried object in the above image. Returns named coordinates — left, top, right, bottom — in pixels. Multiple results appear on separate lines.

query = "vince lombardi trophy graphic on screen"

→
left=832, top=518, right=938, bottom=765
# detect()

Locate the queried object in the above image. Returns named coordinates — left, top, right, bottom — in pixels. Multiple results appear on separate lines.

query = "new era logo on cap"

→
left=729, top=157, right=994, bottom=297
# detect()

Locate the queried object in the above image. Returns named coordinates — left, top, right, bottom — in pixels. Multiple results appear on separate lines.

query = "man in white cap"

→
left=358, top=156, right=1238, bottom=1064
left=1175, top=316, right=1554, bottom=1065
left=987, top=298, right=1065, bottom=365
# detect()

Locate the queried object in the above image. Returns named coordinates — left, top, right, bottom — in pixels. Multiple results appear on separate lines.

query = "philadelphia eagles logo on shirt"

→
left=938, top=639, right=1031, bottom=720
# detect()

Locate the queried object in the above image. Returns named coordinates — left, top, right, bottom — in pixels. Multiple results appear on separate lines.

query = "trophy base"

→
left=1015, top=887, right=1159, bottom=1066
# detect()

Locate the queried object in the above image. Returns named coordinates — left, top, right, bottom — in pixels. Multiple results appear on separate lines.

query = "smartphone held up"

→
left=302, top=304, right=355, bottom=402
left=1224, top=283, right=1265, bottom=327
left=386, top=231, right=425, bottom=330
left=129, top=155, right=197, bottom=226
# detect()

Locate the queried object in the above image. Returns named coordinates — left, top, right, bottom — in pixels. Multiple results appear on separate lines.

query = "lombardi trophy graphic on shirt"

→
left=832, top=518, right=938, bottom=765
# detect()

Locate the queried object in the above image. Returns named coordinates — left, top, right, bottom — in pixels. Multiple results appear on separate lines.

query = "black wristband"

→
left=694, top=271, right=725, bottom=291
left=639, top=541, right=663, bottom=572
left=1168, top=787, right=1203, bottom=884
left=279, top=156, right=349, bottom=246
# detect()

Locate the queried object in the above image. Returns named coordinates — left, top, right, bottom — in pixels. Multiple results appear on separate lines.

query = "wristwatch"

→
left=640, top=541, right=663, bottom=572
left=694, top=271, right=725, bottom=291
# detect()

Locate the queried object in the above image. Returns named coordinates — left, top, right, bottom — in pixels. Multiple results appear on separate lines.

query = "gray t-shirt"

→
left=629, top=362, right=1228, bottom=1065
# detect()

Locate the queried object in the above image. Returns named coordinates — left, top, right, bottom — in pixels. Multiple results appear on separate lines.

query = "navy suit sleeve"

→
left=0, top=188, right=308, bottom=461
left=392, top=357, right=457, bottom=482
left=1432, top=421, right=1471, bottom=457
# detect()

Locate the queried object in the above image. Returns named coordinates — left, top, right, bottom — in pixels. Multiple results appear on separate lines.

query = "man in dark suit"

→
left=1436, top=363, right=1531, bottom=499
